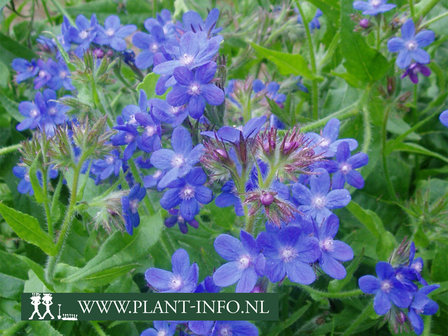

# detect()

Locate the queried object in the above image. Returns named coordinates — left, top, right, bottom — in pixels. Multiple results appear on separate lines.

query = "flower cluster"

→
left=359, top=243, right=439, bottom=335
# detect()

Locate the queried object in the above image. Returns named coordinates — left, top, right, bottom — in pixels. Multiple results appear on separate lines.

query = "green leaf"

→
left=0, top=203, right=56, bottom=256
left=62, top=211, right=164, bottom=284
left=346, top=201, right=385, bottom=238
left=137, top=72, right=166, bottom=99
left=0, top=93, right=23, bottom=122
left=376, top=231, right=396, bottom=260
left=250, top=43, right=318, bottom=80
left=339, top=0, right=390, bottom=85
left=29, top=321, right=63, bottom=336
left=386, top=141, right=448, bottom=164
left=16, top=254, right=54, bottom=291
left=0, top=61, right=10, bottom=88
left=0, top=32, right=36, bottom=65
left=29, top=155, right=45, bottom=204
left=0, top=252, right=27, bottom=299
left=432, top=243, right=448, bottom=282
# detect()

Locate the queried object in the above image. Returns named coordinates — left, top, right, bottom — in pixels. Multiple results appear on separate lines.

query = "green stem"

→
left=362, top=107, right=372, bottom=154
left=376, top=17, right=381, bottom=51
left=409, top=0, right=416, bottom=21
left=42, top=174, right=53, bottom=238
left=423, top=11, right=448, bottom=27
left=417, top=0, right=440, bottom=18
left=300, top=286, right=363, bottom=299
left=301, top=102, right=359, bottom=132
left=90, top=321, right=107, bottom=336
left=295, top=0, right=319, bottom=119
left=45, top=154, right=86, bottom=283
left=423, top=315, right=432, bottom=336
left=342, top=302, right=375, bottom=336
left=381, top=106, right=398, bottom=201
left=0, top=143, right=21, bottom=155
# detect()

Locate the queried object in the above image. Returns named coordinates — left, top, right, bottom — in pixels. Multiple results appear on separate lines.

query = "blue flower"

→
left=257, top=226, right=320, bottom=284
left=111, top=123, right=139, bottom=160
left=121, top=184, right=146, bottom=235
left=215, top=180, right=244, bottom=216
left=91, top=150, right=123, bottom=183
left=305, top=118, right=358, bottom=157
left=388, top=20, right=435, bottom=69
left=401, top=63, right=431, bottom=84
left=314, top=215, right=353, bottom=279
left=12, top=58, right=39, bottom=83
left=195, top=276, right=221, bottom=293
left=132, top=24, right=168, bottom=69
left=66, top=14, right=99, bottom=57
left=13, top=165, right=58, bottom=195
left=46, top=58, right=74, bottom=91
left=408, top=285, right=440, bottom=335
left=150, top=98, right=188, bottom=126
left=201, top=115, right=267, bottom=144
left=95, top=15, right=136, bottom=51
left=292, top=168, right=351, bottom=224
left=359, top=261, right=413, bottom=315
left=181, top=8, right=222, bottom=35
left=297, top=8, right=323, bottom=31
left=143, top=169, right=164, bottom=189
left=328, top=141, right=369, bottom=189
left=213, top=231, right=265, bottom=293
left=16, top=89, right=69, bottom=137
left=439, top=110, right=448, bottom=127
left=252, top=80, right=286, bottom=104
left=141, top=321, right=177, bottom=336
left=145, top=248, right=199, bottom=293
left=159, top=167, right=212, bottom=221
left=167, top=62, right=224, bottom=119
left=150, top=126, right=204, bottom=189
left=211, top=321, right=258, bottom=336
left=164, top=208, right=199, bottom=234
left=34, top=59, right=52, bottom=89
left=153, top=31, right=221, bottom=77
left=353, top=0, right=396, bottom=16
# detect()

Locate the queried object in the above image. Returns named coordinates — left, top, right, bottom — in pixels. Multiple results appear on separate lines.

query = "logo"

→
left=27, top=293, right=78, bottom=321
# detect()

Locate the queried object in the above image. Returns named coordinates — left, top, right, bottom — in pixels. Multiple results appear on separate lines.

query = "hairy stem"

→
left=0, top=143, right=21, bottom=156
left=381, top=105, right=398, bottom=201
left=423, top=11, right=448, bottom=27
left=342, top=302, right=375, bottom=336
left=300, top=286, right=363, bottom=299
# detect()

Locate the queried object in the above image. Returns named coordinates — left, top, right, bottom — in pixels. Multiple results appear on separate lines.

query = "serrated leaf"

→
left=62, top=211, right=164, bottom=284
left=0, top=202, right=56, bottom=256
left=251, top=43, right=317, bottom=80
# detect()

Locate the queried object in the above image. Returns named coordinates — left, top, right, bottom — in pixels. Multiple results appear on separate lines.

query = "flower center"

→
left=145, top=125, right=156, bottom=137
left=105, top=28, right=115, bottom=37
left=189, top=83, right=201, bottom=95
left=30, top=109, right=40, bottom=118
left=380, top=280, right=393, bottom=293
left=125, top=133, right=135, bottom=144
left=177, top=216, right=185, bottom=223
left=170, top=275, right=183, bottom=290
left=171, top=106, right=181, bottom=115
left=79, top=30, right=89, bottom=39
left=24, top=173, right=30, bottom=182
left=150, top=43, right=159, bottom=52
left=27, top=65, right=35, bottom=72
left=181, top=53, right=194, bottom=65
left=371, top=0, right=381, bottom=7
left=320, top=138, right=330, bottom=147
left=219, top=327, right=231, bottom=336
left=129, top=199, right=139, bottom=213
left=412, top=262, right=422, bottom=272
left=171, top=154, right=185, bottom=167
left=128, top=114, right=137, bottom=124
left=238, top=255, right=251, bottom=269
left=39, top=70, right=47, bottom=78
left=312, top=196, right=327, bottom=209
left=320, top=238, right=334, bottom=252
left=180, top=185, right=195, bottom=200
left=48, top=107, right=57, bottom=116
left=106, top=156, right=115, bottom=164
left=153, top=170, right=162, bottom=179
left=157, top=331, right=167, bottom=336
left=406, top=40, right=418, bottom=51
left=280, top=246, right=298, bottom=262
left=59, top=71, right=67, bottom=79
left=340, top=163, right=352, bottom=174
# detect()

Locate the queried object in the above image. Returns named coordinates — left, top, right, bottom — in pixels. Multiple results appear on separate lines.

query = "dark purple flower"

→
left=159, top=167, right=212, bottom=220
left=401, top=63, right=431, bottom=84
left=12, top=58, right=39, bottom=83
left=314, top=215, right=353, bottom=279
left=215, top=180, right=244, bottom=216
left=257, top=226, right=320, bottom=284
left=16, top=89, right=69, bottom=137
left=328, top=142, right=369, bottom=189
left=67, top=14, right=99, bottom=57
left=440, top=110, right=448, bottom=127
left=201, top=115, right=267, bottom=144
left=141, top=321, right=177, bottom=336
left=353, top=0, right=396, bottom=16
left=164, top=208, right=199, bottom=234
left=359, top=261, right=413, bottom=315
left=359, top=18, right=370, bottom=28
left=213, top=231, right=265, bottom=292
left=167, top=62, right=224, bottom=119
left=388, top=20, right=435, bottom=69
left=150, top=126, right=204, bottom=189
left=153, top=31, right=221, bottom=77
left=95, top=15, right=136, bottom=51
left=145, top=248, right=199, bottom=293
left=408, top=285, right=439, bottom=335
left=211, top=321, right=258, bottom=336
left=292, top=168, right=351, bottom=224
left=121, top=184, right=146, bottom=235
